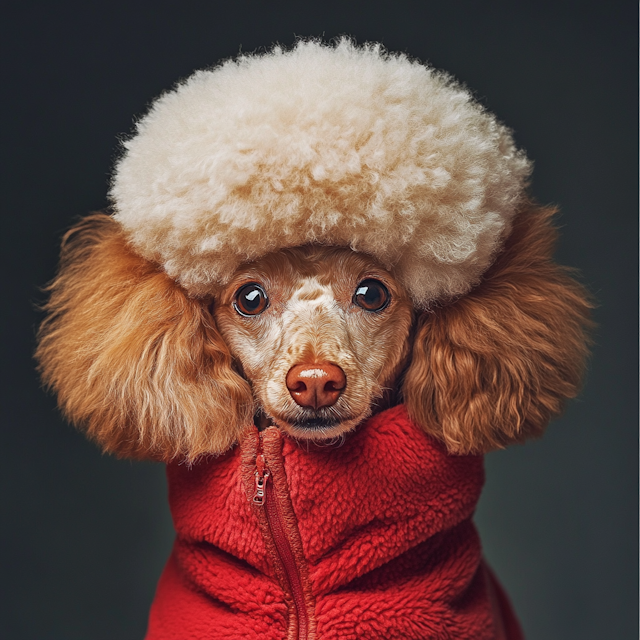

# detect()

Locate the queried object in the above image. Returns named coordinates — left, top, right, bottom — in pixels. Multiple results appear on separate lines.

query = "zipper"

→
left=253, top=439, right=311, bottom=640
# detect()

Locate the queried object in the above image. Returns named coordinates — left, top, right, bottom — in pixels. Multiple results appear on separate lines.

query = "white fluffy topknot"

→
left=111, top=39, right=531, bottom=307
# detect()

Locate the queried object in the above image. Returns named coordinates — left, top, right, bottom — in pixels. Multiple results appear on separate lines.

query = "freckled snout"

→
left=286, top=363, right=346, bottom=410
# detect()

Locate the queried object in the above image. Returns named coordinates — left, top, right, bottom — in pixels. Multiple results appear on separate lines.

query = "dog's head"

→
left=36, top=42, right=592, bottom=460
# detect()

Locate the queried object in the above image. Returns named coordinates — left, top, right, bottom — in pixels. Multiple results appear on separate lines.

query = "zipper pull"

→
left=253, top=454, right=270, bottom=505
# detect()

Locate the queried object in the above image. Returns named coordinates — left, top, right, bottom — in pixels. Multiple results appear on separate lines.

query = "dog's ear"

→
left=402, top=204, right=592, bottom=454
left=36, top=214, right=253, bottom=461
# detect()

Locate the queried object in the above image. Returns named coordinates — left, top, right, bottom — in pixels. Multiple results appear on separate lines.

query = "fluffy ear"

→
left=402, top=204, right=592, bottom=454
left=36, top=214, right=253, bottom=462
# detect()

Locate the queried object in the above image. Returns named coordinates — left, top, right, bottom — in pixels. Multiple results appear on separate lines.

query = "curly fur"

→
left=110, top=39, right=531, bottom=306
left=35, top=215, right=253, bottom=461
left=402, top=203, right=593, bottom=453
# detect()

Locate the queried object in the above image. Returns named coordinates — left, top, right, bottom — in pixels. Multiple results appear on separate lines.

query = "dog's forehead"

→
left=229, top=245, right=386, bottom=290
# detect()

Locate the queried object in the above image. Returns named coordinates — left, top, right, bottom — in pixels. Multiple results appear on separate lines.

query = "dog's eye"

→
left=353, top=279, right=390, bottom=312
left=234, top=283, right=269, bottom=317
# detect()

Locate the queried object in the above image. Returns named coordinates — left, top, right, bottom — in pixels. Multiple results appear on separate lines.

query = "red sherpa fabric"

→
left=146, top=404, right=524, bottom=640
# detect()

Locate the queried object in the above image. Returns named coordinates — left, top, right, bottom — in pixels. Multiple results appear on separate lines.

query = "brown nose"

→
left=286, top=363, right=346, bottom=410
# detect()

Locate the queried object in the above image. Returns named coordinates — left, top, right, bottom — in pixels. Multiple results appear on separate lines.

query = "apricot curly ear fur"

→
left=35, top=214, right=253, bottom=462
left=402, top=204, right=593, bottom=454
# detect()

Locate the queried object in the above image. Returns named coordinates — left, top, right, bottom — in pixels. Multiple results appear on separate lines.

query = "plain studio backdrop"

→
left=1, top=2, right=637, bottom=639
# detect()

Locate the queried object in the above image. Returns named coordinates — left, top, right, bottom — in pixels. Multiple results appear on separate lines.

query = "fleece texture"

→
left=111, top=40, right=531, bottom=307
left=146, top=405, right=523, bottom=639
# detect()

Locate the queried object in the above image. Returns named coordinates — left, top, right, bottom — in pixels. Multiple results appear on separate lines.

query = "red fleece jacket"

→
left=146, top=405, right=524, bottom=640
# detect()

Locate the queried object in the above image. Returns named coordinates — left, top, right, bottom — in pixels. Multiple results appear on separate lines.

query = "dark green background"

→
left=2, top=1, right=637, bottom=638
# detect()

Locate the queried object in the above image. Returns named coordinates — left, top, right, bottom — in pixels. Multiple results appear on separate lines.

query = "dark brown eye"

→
left=233, top=283, right=268, bottom=317
left=353, top=279, right=390, bottom=312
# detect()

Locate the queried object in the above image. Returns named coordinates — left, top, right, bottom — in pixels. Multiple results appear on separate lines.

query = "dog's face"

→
left=214, top=246, right=414, bottom=441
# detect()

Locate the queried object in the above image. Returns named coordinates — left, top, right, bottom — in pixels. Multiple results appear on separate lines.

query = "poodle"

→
left=36, top=40, right=591, bottom=640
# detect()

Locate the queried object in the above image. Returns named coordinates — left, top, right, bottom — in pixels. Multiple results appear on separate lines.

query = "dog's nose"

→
left=286, top=363, right=346, bottom=410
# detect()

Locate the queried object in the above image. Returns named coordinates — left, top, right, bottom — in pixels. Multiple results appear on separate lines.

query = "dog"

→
left=36, top=40, right=591, bottom=639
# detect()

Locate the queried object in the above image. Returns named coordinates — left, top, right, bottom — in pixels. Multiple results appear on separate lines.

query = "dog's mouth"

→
left=284, top=414, right=357, bottom=441
left=257, top=405, right=367, bottom=441
left=291, top=416, right=340, bottom=430
left=255, top=411, right=341, bottom=432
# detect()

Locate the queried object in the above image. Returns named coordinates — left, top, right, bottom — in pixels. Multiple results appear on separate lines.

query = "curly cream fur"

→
left=111, top=39, right=531, bottom=306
